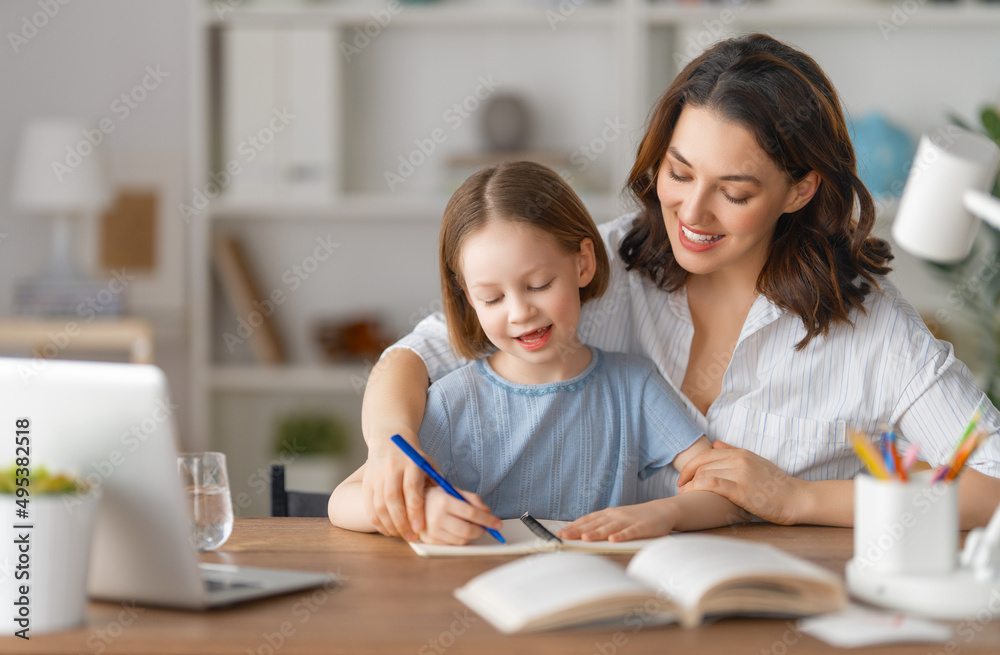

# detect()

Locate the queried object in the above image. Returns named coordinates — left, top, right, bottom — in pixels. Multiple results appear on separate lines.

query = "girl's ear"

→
left=577, top=237, right=597, bottom=288
left=783, top=170, right=821, bottom=214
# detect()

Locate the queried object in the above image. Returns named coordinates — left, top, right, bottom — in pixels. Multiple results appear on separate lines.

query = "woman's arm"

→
left=360, top=347, right=431, bottom=540
left=958, top=469, right=1000, bottom=529
left=677, top=442, right=1000, bottom=528
left=676, top=441, right=854, bottom=526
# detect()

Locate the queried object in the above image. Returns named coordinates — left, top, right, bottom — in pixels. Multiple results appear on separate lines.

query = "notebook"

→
left=1, top=357, right=335, bottom=609
left=408, top=517, right=661, bottom=557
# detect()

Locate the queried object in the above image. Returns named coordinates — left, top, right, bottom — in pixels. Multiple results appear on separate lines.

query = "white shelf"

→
left=209, top=363, right=371, bottom=394
left=205, top=0, right=1000, bottom=29
left=201, top=2, right=621, bottom=28
left=644, top=2, right=1000, bottom=27
left=208, top=195, right=450, bottom=222
left=206, top=192, right=626, bottom=222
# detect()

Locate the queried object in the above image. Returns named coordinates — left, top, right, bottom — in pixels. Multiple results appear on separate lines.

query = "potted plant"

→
left=271, top=412, right=353, bottom=493
left=0, top=465, right=100, bottom=636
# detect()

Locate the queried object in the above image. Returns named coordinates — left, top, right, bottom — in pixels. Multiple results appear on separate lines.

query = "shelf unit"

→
left=189, top=0, right=1000, bottom=515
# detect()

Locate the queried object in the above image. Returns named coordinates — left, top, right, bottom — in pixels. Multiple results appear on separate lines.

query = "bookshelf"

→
left=189, top=0, right=1000, bottom=515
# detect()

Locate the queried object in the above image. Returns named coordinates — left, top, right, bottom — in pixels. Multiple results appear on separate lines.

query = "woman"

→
left=360, top=33, right=1000, bottom=542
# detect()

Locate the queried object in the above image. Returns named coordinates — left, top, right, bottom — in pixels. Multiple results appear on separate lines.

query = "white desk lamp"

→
left=846, top=125, right=1000, bottom=619
left=12, top=119, right=111, bottom=315
left=891, top=125, right=1000, bottom=264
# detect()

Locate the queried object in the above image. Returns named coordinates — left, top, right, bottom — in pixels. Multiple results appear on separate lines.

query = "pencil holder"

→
left=853, top=472, right=958, bottom=576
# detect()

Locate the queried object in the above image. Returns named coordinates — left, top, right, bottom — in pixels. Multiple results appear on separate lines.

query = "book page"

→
left=455, top=551, right=665, bottom=633
left=409, top=519, right=661, bottom=557
left=626, top=535, right=844, bottom=618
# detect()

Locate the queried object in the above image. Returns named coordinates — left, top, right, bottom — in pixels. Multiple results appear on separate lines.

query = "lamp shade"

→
left=12, top=119, right=111, bottom=214
left=891, top=126, right=1000, bottom=264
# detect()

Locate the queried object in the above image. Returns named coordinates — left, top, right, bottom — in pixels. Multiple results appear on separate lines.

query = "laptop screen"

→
left=1, top=357, right=208, bottom=607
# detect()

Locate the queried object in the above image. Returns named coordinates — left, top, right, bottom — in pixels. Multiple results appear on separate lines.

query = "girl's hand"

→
left=421, top=486, right=503, bottom=546
left=558, top=501, right=678, bottom=543
left=361, top=434, right=429, bottom=540
left=675, top=441, right=803, bottom=525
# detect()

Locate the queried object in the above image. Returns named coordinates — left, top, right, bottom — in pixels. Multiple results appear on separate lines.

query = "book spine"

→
left=212, top=236, right=285, bottom=364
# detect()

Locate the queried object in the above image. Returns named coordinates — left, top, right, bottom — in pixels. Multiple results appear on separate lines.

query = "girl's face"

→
left=459, top=220, right=596, bottom=385
left=656, top=106, right=818, bottom=284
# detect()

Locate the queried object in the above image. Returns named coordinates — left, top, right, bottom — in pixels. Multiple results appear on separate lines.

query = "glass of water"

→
left=177, top=452, right=234, bottom=551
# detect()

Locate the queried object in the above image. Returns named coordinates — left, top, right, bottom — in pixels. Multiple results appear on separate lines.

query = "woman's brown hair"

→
left=440, top=160, right=610, bottom=360
left=621, top=33, right=893, bottom=349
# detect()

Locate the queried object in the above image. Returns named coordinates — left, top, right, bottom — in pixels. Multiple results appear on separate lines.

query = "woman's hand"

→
left=361, top=430, right=430, bottom=540
left=675, top=440, right=804, bottom=525
left=558, top=501, right=679, bottom=543
left=421, top=486, right=503, bottom=545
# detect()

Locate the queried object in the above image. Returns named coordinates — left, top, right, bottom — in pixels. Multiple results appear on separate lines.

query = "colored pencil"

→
left=850, top=430, right=891, bottom=480
left=943, top=429, right=988, bottom=483
left=900, top=443, right=920, bottom=480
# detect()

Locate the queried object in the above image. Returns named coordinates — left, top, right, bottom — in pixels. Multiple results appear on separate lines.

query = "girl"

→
left=359, top=33, right=1000, bottom=541
left=328, top=161, right=743, bottom=544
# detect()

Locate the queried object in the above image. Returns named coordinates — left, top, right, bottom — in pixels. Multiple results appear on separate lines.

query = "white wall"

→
left=0, top=0, right=192, bottom=433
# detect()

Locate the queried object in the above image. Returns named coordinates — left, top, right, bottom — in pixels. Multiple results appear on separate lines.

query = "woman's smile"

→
left=678, top=221, right=725, bottom=251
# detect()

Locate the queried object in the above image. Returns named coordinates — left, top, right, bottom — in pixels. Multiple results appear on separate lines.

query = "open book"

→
left=455, top=534, right=847, bottom=632
left=408, top=518, right=661, bottom=557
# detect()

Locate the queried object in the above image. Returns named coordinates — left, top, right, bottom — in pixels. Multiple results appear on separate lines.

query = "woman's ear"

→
left=783, top=171, right=821, bottom=214
left=577, top=238, right=597, bottom=288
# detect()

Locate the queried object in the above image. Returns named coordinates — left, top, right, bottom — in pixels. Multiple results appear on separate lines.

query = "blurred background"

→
left=2, top=0, right=999, bottom=515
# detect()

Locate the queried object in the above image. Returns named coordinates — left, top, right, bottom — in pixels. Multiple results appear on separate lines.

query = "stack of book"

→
left=14, top=277, right=124, bottom=317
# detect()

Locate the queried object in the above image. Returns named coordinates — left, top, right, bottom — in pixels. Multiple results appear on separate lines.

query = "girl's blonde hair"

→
left=440, top=160, right=610, bottom=360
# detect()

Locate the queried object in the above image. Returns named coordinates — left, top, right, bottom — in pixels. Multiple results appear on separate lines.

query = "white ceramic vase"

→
left=0, top=490, right=100, bottom=635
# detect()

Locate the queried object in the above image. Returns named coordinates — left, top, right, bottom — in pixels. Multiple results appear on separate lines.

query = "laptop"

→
left=1, top=356, right=336, bottom=609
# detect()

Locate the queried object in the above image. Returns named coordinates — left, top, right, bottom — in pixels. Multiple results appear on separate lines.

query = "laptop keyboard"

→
left=204, top=577, right=264, bottom=592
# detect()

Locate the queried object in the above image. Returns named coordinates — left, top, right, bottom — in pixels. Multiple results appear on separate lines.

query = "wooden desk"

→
left=9, top=519, right=1000, bottom=654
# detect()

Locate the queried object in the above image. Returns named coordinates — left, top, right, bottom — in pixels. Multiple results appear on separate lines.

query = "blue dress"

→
left=419, top=347, right=703, bottom=521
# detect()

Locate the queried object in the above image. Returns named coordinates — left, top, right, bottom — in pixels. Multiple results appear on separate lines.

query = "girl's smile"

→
left=515, top=325, right=553, bottom=351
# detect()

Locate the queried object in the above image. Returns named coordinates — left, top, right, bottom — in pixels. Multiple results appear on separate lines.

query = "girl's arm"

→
left=328, top=465, right=375, bottom=532
left=558, top=491, right=748, bottom=542
left=558, top=436, right=749, bottom=541
left=360, top=347, right=431, bottom=540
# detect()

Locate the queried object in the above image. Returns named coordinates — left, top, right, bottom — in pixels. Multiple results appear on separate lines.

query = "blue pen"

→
left=390, top=434, right=505, bottom=544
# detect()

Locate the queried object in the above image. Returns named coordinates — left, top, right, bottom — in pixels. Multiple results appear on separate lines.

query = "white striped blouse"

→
left=389, top=213, right=1000, bottom=499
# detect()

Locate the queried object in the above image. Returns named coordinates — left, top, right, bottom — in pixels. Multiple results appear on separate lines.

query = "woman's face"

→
left=656, top=106, right=817, bottom=282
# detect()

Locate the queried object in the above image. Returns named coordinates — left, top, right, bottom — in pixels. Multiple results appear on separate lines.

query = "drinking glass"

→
left=177, top=452, right=234, bottom=551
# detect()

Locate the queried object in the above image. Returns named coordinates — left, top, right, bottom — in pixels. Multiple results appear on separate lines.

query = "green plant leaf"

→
left=0, top=464, right=89, bottom=495
left=273, top=413, right=350, bottom=456
left=981, top=107, right=1000, bottom=142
